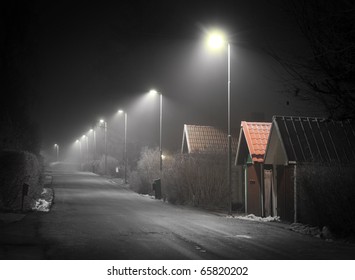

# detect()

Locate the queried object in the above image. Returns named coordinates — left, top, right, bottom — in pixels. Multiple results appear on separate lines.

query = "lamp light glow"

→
left=149, top=89, right=158, bottom=95
left=207, top=30, right=225, bottom=49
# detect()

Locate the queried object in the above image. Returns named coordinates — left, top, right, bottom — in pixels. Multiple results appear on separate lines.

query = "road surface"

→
left=1, top=171, right=354, bottom=259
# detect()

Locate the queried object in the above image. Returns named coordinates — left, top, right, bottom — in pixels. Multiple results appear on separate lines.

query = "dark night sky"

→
left=13, top=0, right=314, bottom=155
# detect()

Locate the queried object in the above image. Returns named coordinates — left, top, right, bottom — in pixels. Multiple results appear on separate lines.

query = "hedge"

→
left=0, top=150, right=43, bottom=211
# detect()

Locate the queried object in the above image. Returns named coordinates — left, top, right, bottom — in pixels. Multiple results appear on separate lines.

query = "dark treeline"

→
left=1, top=1, right=41, bottom=154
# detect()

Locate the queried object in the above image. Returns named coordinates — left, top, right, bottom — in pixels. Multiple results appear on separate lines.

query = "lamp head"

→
left=207, top=30, right=226, bottom=49
left=149, top=89, right=158, bottom=95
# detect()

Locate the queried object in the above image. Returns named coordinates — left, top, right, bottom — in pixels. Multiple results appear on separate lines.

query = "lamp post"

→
left=149, top=89, right=163, bottom=172
left=54, top=144, right=59, bottom=161
left=75, top=139, right=82, bottom=168
left=207, top=30, right=232, bottom=214
left=99, top=119, right=108, bottom=175
left=82, top=135, right=89, bottom=162
left=118, top=110, right=128, bottom=183
left=88, top=128, right=96, bottom=160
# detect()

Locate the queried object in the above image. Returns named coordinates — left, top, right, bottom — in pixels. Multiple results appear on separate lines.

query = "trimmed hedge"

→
left=298, top=163, right=355, bottom=237
left=0, top=150, right=43, bottom=211
left=129, top=147, right=229, bottom=210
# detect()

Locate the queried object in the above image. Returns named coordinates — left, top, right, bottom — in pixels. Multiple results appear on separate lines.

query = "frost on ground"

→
left=140, top=194, right=156, bottom=199
left=289, top=223, right=333, bottom=241
left=232, top=214, right=280, bottom=222
left=289, top=223, right=321, bottom=237
left=32, top=187, right=54, bottom=212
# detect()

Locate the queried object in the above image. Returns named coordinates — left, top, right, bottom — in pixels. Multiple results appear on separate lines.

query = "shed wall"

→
left=277, top=165, right=295, bottom=222
left=246, top=164, right=262, bottom=216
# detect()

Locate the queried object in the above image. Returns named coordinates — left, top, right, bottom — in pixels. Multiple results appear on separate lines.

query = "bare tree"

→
left=270, top=0, right=355, bottom=120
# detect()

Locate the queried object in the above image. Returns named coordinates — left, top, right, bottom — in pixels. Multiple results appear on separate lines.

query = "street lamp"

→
left=207, top=30, right=226, bottom=49
left=149, top=89, right=163, bottom=172
left=118, top=110, right=128, bottom=183
left=207, top=29, right=232, bottom=214
left=54, top=144, right=59, bottom=161
left=99, top=119, right=108, bottom=175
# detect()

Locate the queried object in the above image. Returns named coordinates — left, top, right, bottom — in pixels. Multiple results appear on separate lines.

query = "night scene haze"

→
left=1, top=0, right=355, bottom=275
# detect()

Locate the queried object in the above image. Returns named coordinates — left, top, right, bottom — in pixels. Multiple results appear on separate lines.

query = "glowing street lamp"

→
left=149, top=89, right=163, bottom=172
left=54, top=143, right=59, bottom=161
left=206, top=29, right=232, bottom=214
left=207, top=30, right=225, bottom=49
left=99, top=119, right=108, bottom=175
left=118, top=110, right=128, bottom=183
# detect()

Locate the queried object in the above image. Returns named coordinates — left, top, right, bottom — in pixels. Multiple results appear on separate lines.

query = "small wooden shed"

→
left=235, top=121, right=272, bottom=217
left=181, top=124, right=242, bottom=208
left=264, top=116, right=355, bottom=222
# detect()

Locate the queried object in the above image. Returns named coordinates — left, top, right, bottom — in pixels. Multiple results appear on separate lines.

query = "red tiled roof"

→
left=182, top=124, right=237, bottom=154
left=241, top=121, right=272, bottom=163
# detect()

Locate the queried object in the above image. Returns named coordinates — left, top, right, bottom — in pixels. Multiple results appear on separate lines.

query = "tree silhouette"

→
left=270, top=0, right=355, bottom=120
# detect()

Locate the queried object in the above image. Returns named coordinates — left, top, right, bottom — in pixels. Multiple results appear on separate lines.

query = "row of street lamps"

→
left=54, top=29, right=232, bottom=212
left=63, top=89, right=162, bottom=183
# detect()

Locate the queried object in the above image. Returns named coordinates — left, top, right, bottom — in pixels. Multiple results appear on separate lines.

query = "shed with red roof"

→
left=235, top=121, right=273, bottom=217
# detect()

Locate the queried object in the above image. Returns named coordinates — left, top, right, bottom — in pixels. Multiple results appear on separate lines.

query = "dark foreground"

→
left=1, top=171, right=354, bottom=259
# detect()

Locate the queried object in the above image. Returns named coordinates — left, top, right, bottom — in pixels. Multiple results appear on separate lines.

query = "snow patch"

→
left=140, top=194, right=156, bottom=199
left=33, top=199, right=50, bottom=212
left=32, top=187, right=53, bottom=212
left=232, top=214, right=280, bottom=222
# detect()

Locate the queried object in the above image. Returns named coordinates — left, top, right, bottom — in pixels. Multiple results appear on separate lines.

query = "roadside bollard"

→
left=152, top=178, right=162, bottom=199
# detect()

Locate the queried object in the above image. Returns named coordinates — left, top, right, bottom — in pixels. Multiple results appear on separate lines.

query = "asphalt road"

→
left=1, top=171, right=355, bottom=260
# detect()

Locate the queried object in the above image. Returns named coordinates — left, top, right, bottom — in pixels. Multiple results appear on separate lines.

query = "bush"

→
left=0, top=150, right=44, bottom=211
left=82, top=155, right=119, bottom=176
left=163, top=154, right=228, bottom=209
left=129, top=147, right=229, bottom=209
left=298, top=163, right=355, bottom=237
left=129, top=147, right=160, bottom=194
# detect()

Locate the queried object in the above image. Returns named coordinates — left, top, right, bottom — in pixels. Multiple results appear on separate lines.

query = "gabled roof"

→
left=181, top=124, right=237, bottom=154
left=235, top=121, right=272, bottom=164
left=264, top=116, right=355, bottom=165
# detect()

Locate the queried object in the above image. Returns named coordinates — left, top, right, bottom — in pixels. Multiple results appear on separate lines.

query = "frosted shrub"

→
left=163, top=153, right=228, bottom=209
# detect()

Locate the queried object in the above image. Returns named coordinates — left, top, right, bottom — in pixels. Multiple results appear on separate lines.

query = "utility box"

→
left=152, top=178, right=162, bottom=199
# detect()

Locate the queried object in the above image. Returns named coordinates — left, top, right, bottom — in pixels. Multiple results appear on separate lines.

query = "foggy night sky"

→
left=9, top=0, right=315, bottom=155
